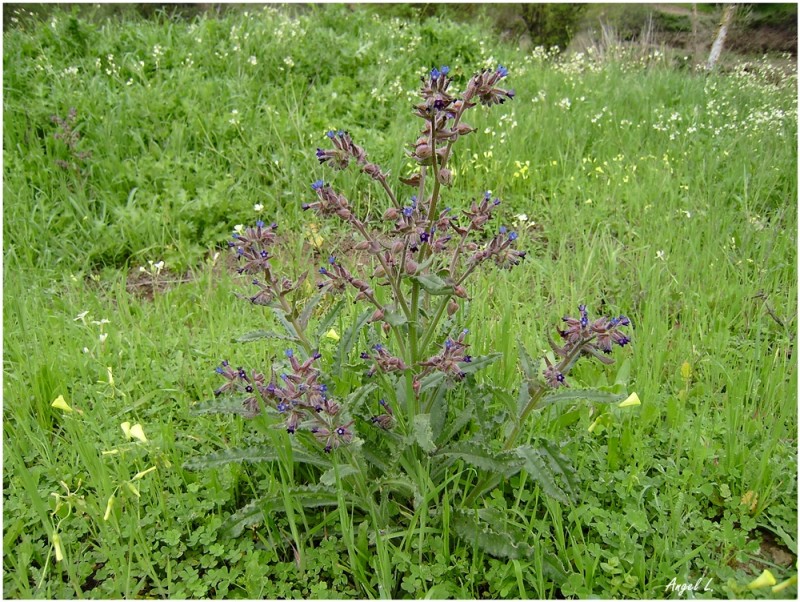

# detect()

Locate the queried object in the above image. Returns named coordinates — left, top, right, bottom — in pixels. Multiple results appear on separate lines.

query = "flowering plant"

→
left=188, top=65, right=631, bottom=569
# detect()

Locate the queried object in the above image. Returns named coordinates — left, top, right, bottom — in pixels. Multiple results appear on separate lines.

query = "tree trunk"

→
left=707, top=4, right=737, bottom=71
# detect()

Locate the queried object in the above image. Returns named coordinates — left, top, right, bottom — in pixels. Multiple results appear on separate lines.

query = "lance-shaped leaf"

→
left=221, top=484, right=346, bottom=537
left=315, top=298, right=346, bottom=339
left=517, top=340, right=537, bottom=380
left=344, top=382, right=378, bottom=412
left=235, top=330, right=299, bottom=343
left=272, top=307, right=301, bottom=339
left=412, top=414, right=436, bottom=452
left=319, top=464, right=360, bottom=487
left=298, top=292, right=324, bottom=330
left=537, top=388, right=626, bottom=409
left=438, top=441, right=523, bottom=477
left=384, top=307, right=408, bottom=327
left=452, top=509, right=567, bottom=579
left=436, top=399, right=474, bottom=446
left=513, top=442, right=577, bottom=504
left=335, top=309, right=372, bottom=377
left=183, top=445, right=332, bottom=471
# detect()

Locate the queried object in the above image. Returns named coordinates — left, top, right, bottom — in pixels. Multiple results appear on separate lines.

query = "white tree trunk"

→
left=707, top=5, right=737, bottom=71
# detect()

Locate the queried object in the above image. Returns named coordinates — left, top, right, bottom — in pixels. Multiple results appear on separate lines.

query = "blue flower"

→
left=509, top=231, right=518, bottom=241
left=311, top=179, right=324, bottom=190
left=497, top=65, right=508, bottom=78
left=285, top=349, right=294, bottom=358
left=431, top=67, right=440, bottom=79
left=326, top=130, right=335, bottom=139
left=441, top=66, right=450, bottom=75
left=256, top=220, right=265, bottom=228
left=328, top=255, right=336, bottom=264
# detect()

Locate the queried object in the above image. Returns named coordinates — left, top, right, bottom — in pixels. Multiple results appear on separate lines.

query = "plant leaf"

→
left=438, top=441, right=522, bottom=477
left=344, top=382, right=378, bottom=412
left=538, top=388, right=626, bottom=409
left=298, top=292, right=324, bottom=330
left=517, top=340, right=537, bottom=380
left=319, top=465, right=360, bottom=487
left=452, top=508, right=534, bottom=560
left=514, top=443, right=577, bottom=504
left=335, top=309, right=372, bottom=377
left=221, top=484, right=344, bottom=537
left=183, top=445, right=331, bottom=470
left=413, top=273, right=453, bottom=295
left=412, top=414, right=436, bottom=452
left=436, top=399, right=474, bottom=446
left=234, top=330, right=298, bottom=343
left=315, top=298, right=346, bottom=339
left=384, top=306, right=408, bottom=327
left=271, top=307, right=300, bottom=339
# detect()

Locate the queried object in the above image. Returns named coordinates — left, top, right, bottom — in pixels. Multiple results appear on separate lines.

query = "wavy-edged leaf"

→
left=221, top=484, right=344, bottom=537
left=538, top=388, right=626, bottom=409
left=452, top=509, right=534, bottom=559
left=438, top=441, right=522, bottom=477
left=418, top=371, right=446, bottom=393
left=517, top=340, right=537, bottom=380
left=514, top=443, right=577, bottom=504
left=413, top=273, right=453, bottom=295
left=183, top=445, right=331, bottom=471
left=319, top=464, right=360, bottom=486
left=436, top=399, right=474, bottom=446
left=234, top=330, right=298, bottom=343
left=335, top=309, right=372, bottom=377
left=344, top=382, right=378, bottom=412
left=412, top=414, right=436, bottom=452
left=298, top=292, right=324, bottom=330
left=271, top=307, right=300, bottom=339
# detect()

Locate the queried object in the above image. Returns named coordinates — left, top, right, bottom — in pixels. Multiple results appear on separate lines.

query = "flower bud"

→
left=382, top=322, right=391, bottom=335
left=455, top=122, right=476, bottom=135
left=438, top=168, right=453, bottom=186
left=454, top=285, right=468, bottom=298
left=391, top=240, right=405, bottom=254
left=405, top=259, right=418, bottom=275
left=369, top=308, right=385, bottom=323
left=384, top=207, right=400, bottom=220
left=447, top=299, right=459, bottom=315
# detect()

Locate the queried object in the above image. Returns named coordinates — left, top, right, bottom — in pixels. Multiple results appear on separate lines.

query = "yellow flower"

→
left=748, top=569, right=777, bottom=590
left=121, top=422, right=148, bottom=443
left=772, top=575, right=797, bottom=593
left=619, top=392, right=641, bottom=408
left=324, top=328, right=340, bottom=341
left=51, top=395, right=73, bottom=413
left=103, top=495, right=115, bottom=521
left=132, top=466, right=157, bottom=481
left=52, top=532, right=64, bottom=562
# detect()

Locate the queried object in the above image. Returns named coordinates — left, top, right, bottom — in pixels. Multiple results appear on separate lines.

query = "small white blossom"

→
left=249, top=56, right=257, bottom=66
left=254, top=203, right=264, bottom=212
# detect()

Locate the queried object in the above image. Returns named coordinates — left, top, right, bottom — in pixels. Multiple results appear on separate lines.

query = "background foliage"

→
left=3, top=3, right=797, bottom=599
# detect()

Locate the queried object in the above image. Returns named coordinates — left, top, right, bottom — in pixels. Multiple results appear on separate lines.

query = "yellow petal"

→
left=121, top=421, right=132, bottom=439
left=588, top=416, right=602, bottom=433
left=748, top=569, right=777, bottom=590
left=741, top=490, right=758, bottom=512
left=103, top=495, right=115, bottom=521
left=52, top=532, right=64, bottom=562
left=132, top=466, right=157, bottom=481
left=51, top=395, right=73, bottom=413
left=324, top=328, right=340, bottom=341
left=125, top=482, right=140, bottom=498
left=618, top=392, right=641, bottom=408
left=680, top=361, right=692, bottom=381
left=772, top=575, right=797, bottom=593
left=129, top=423, right=147, bottom=443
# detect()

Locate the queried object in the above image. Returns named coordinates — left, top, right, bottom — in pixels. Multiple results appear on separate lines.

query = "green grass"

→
left=4, top=4, right=797, bottom=599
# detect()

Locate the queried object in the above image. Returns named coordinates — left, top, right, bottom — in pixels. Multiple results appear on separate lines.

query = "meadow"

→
left=3, top=4, right=797, bottom=599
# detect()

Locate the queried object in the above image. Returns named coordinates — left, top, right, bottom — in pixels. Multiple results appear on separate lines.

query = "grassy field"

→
left=3, top=4, right=797, bottom=599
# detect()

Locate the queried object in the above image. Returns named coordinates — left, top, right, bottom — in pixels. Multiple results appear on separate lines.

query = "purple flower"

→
left=497, top=65, right=508, bottom=78
left=326, top=130, right=336, bottom=139
left=312, top=179, right=324, bottom=190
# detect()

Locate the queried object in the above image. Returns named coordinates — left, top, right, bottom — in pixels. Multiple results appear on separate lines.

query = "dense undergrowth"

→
left=3, top=4, right=797, bottom=599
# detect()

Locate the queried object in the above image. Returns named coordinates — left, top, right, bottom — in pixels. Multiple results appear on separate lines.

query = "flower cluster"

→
left=542, top=305, right=632, bottom=388
left=214, top=351, right=354, bottom=452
